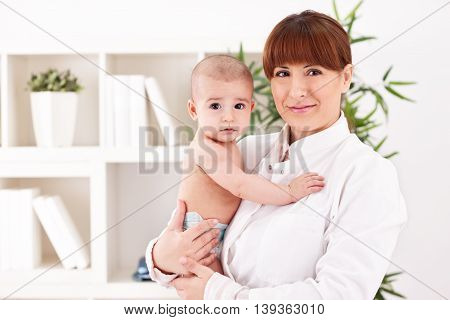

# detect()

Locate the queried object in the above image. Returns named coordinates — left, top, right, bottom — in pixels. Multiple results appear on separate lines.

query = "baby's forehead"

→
left=192, top=74, right=253, bottom=100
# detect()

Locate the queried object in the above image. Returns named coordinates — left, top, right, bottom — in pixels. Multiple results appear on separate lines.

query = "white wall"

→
left=1, top=0, right=449, bottom=299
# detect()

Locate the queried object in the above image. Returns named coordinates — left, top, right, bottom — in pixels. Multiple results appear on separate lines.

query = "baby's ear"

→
left=187, top=99, right=198, bottom=120
left=250, top=100, right=256, bottom=112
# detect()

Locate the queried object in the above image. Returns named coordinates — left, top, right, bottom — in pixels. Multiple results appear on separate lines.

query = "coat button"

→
left=281, top=169, right=284, bottom=174
left=268, top=164, right=272, bottom=171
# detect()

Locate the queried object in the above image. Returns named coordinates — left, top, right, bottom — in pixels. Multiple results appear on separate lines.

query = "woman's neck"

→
left=289, top=114, right=340, bottom=144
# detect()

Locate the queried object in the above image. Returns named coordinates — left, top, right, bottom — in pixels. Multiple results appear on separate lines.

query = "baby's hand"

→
left=288, top=172, right=325, bottom=201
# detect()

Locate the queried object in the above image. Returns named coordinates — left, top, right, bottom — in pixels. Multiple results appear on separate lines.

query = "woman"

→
left=145, top=10, right=407, bottom=299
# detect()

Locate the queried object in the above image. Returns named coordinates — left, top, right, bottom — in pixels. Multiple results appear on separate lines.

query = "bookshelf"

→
left=0, top=49, right=262, bottom=299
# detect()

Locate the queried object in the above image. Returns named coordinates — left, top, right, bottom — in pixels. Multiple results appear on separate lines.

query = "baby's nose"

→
left=222, top=110, right=234, bottom=122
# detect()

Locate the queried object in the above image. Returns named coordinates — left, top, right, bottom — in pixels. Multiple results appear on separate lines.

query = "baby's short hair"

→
left=191, top=55, right=253, bottom=99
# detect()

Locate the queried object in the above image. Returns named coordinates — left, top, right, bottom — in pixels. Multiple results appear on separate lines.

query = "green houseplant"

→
left=236, top=0, right=413, bottom=299
left=27, top=69, right=83, bottom=147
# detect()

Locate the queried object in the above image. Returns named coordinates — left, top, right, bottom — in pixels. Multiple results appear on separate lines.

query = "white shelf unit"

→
left=0, top=49, right=262, bottom=299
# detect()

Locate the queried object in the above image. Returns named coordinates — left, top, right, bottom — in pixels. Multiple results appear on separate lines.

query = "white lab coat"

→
left=146, top=111, right=408, bottom=299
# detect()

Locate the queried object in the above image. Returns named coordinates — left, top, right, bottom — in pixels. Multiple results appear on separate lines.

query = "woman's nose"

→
left=289, top=77, right=308, bottom=100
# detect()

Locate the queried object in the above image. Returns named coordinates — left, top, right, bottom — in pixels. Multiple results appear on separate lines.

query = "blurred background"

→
left=0, top=0, right=449, bottom=299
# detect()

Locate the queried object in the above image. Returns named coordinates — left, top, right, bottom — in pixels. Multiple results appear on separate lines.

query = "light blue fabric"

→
left=183, top=211, right=228, bottom=255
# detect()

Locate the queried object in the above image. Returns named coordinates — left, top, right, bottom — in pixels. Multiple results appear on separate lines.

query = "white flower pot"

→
left=30, top=92, right=78, bottom=147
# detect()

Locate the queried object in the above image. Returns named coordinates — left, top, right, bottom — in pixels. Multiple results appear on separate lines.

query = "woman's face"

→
left=270, top=63, right=352, bottom=141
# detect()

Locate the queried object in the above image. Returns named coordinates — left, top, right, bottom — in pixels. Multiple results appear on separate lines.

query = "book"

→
left=104, top=75, right=116, bottom=147
left=113, top=75, right=131, bottom=147
left=0, top=189, right=11, bottom=271
left=144, top=77, right=180, bottom=146
left=47, top=196, right=89, bottom=269
left=19, top=188, right=41, bottom=269
left=33, top=196, right=70, bottom=268
left=128, top=75, right=149, bottom=147
left=10, top=189, right=21, bottom=270
left=33, top=195, right=89, bottom=269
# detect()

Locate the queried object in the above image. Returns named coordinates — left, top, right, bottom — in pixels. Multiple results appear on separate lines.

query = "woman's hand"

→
left=152, top=199, right=221, bottom=275
left=170, top=256, right=215, bottom=300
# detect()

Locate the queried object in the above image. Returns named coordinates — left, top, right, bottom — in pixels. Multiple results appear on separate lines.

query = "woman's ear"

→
left=341, top=64, right=353, bottom=93
left=187, top=99, right=198, bottom=120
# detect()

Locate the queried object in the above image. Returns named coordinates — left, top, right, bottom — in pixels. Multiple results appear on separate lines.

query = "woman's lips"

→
left=288, top=104, right=316, bottom=113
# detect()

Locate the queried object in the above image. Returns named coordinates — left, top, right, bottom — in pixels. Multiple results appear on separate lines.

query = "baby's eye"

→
left=306, top=69, right=322, bottom=76
left=275, top=70, right=289, bottom=77
left=234, top=103, right=245, bottom=110
left=209, top=103, right=222, bottom=110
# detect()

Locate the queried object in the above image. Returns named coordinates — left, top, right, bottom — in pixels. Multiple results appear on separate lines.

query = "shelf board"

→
left=0, top=146, right=187, bottom=164
left=0, top=268, right=178, bottom=299
left=0, top=262, right=94, bottom=286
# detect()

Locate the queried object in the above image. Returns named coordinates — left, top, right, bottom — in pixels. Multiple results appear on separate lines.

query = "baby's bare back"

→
left=178, top=143, right=243, bottom=225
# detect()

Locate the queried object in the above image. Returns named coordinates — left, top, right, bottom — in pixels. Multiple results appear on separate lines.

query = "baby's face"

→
left=189, top=76, right=254, bottom=142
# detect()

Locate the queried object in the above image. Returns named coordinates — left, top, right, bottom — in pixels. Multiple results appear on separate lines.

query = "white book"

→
left=19, top=188, right=41, bottom=269
left=144, top=77, right=180, bottom=146
left=33, top=196, right=74, bottom=269
left=46, top=196, right=89, bottom=269
left=128, top=75, right=149, bottom=147
left=113, top=75, right=131, bottom=147
left=3, top=189, right=12, bottom=270
left=10, top=189, right=21, bottom=270
left=105, top=75, right=116, bottom=147
left=0, top=189, right=10, bottom=270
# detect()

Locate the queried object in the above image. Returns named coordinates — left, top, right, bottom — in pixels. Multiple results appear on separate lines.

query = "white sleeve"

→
left=204, top=156, right=407, bottom=299
left=145, top=208, right=180, bottom=287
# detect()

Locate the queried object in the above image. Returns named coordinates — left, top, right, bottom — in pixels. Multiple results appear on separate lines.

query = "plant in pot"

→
left=27, top=68, right=83, bottom=147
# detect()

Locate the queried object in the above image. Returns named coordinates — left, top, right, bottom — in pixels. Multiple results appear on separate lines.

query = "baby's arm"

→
left=206, top=159, right=324, bottom=205
left=194, top=138, right=324, bottom=205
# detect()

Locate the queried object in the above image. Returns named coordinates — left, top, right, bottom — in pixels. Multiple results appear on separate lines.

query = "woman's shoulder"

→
left=339, top=134, right=399, bottom=182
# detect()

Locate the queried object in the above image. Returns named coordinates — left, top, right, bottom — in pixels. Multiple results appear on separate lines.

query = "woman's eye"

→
left=307, top=69, right=322, bottom=76
left=275, top=70, right=289, bottom=77
left=234, top=103, right=245, bottom=110
left=209, top=103, right=221, bottom=110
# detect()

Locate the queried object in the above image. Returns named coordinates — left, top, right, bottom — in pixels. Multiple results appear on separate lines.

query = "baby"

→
left=177, top=55, right=325, bottom=274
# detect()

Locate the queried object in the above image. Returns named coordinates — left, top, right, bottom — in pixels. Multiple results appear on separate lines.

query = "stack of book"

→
left=0, top=189, right=89, bottom=270
left=104, top=75, right=181, bottom=147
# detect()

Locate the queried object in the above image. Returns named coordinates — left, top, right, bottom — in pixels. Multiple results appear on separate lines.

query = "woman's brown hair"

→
left=263, top=10, right=352, bottom=79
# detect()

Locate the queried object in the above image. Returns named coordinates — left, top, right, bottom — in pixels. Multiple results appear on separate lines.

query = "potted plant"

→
left=27, top=68, right=83, bottom=147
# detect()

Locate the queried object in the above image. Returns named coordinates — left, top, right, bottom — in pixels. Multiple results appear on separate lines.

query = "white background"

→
left=0, top=0, right=449, bottom=299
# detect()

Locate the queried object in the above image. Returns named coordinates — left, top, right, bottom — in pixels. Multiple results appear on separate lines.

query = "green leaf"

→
left=344, top=0, right=363, bottom=21
left=384, top=86, right=415, bottom=102
left=332, top=0, right=340, bottom=21
left=385, top=271, right=403, bottom=278
left=237, top=42, right=245, bottom=62
left=373, top=136, right=387, bottom=152
left=380, top=287, right=406, bottom=299
left=351, top=36, right=376, bottom=44
left=384, top=151, right=399, bottom=159
left=383, top=65, right=393, bottom=81
left=346, top=12, right=357, bottom=35
left=388, top=81, right=417, bottom=86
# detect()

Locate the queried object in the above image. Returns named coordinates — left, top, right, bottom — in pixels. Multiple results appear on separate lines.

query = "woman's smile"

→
left=287, top=104, right=317, bottom=113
